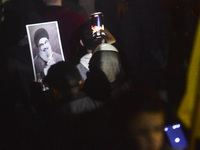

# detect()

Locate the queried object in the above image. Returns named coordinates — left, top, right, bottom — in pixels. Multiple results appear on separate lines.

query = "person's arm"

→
left=104, top=28, right=116, bottom=44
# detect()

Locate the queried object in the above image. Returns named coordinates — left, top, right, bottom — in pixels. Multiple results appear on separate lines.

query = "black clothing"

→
left=120, top=0, right=170, bottom=91
left=49, top=91, right=101, bottom=121
left=44, top=91, right=104, bottom=150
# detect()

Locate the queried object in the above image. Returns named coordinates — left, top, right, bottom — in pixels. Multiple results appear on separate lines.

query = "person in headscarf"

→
left=83, top=43, right=128, bottom=102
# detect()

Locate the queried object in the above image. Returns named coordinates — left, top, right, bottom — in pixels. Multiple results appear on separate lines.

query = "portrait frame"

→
left=26, top=21, right=65, bottom=82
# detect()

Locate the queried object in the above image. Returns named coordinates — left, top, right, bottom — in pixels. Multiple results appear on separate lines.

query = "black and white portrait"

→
left=26, top=21, right=65, bottom=82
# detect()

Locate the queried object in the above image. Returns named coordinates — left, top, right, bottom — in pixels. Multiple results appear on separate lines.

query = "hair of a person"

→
left=43, top=61, right=82, bottom=90
left=34, top=28, right=49, bottom=47
left=80, top=20, right=103, bottom=51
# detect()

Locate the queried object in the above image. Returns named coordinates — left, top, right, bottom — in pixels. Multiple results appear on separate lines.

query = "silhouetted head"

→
left=43, top=61, right=82, bottom=90
left=34, top=28, right=49, bottom=47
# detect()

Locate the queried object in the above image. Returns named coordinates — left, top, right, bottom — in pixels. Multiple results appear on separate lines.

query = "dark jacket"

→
left=120, top=0, right=170, bottom=89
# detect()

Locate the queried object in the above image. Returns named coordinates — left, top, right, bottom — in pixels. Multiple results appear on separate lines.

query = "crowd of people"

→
left=0, top=0, right=199, bottom=149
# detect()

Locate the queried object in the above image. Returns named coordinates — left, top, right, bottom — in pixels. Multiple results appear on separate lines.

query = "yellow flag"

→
left=177, top=17, right=200, bottom=140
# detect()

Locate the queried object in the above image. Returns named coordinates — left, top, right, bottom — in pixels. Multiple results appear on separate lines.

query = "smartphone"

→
left=164, top=123, right=188, bottom=149
left=90, top=12, right=106, bottom=38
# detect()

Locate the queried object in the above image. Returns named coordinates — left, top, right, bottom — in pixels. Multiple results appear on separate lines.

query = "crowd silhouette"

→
left=0, top=0, right=199, bottom=150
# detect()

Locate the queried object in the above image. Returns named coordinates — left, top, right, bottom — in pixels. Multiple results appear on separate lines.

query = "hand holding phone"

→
left=90, top=12, right=106, bottom=38
left=164, top=123, right=188, bottom=149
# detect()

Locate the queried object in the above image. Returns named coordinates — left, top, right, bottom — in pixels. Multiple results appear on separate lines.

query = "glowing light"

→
left=97, top=16, right=100, bottom=27
left=91, top=26, right=104, bottom=32
left=172, top=124, right=180, bottom=129
left=175, top=137, right=180, bottom=143
left=164, top=127, right=168, bottom=131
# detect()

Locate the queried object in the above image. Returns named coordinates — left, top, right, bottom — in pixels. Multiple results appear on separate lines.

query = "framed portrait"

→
left=26, top=21, right=65, bottom=82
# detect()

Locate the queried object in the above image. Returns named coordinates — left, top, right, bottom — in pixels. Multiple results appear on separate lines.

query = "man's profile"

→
left=33, top=28, right=63, bottom=81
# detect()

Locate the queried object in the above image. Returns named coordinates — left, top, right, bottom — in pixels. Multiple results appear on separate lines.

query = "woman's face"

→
left=129, top=112, right=165, bottom=150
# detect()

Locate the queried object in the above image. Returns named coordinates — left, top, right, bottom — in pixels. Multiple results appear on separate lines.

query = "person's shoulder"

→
left=76, top=62, right=88, bottom=71
left=76, top=63, right=88, bottom=80
left=68, top=94, right=98, bottom=114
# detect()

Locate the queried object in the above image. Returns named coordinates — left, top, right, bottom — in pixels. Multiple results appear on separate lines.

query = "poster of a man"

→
left=26, top=21, right=65, bottom=82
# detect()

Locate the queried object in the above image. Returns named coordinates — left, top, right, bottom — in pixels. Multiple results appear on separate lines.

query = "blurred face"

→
left=38, top=37, right=52, bottom=58
left=129, top=112, right=165, bottom=150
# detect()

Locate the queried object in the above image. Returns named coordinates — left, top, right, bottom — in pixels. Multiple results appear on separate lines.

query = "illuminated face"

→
left=129, top=112, right=165, bottom=150
left=38, top=37, right=52, bottom=58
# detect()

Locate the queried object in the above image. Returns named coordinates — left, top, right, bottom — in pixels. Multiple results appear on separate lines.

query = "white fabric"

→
left=93, top=43, right=118, bottom=54
left=80, top=53, right=92, bottom=70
